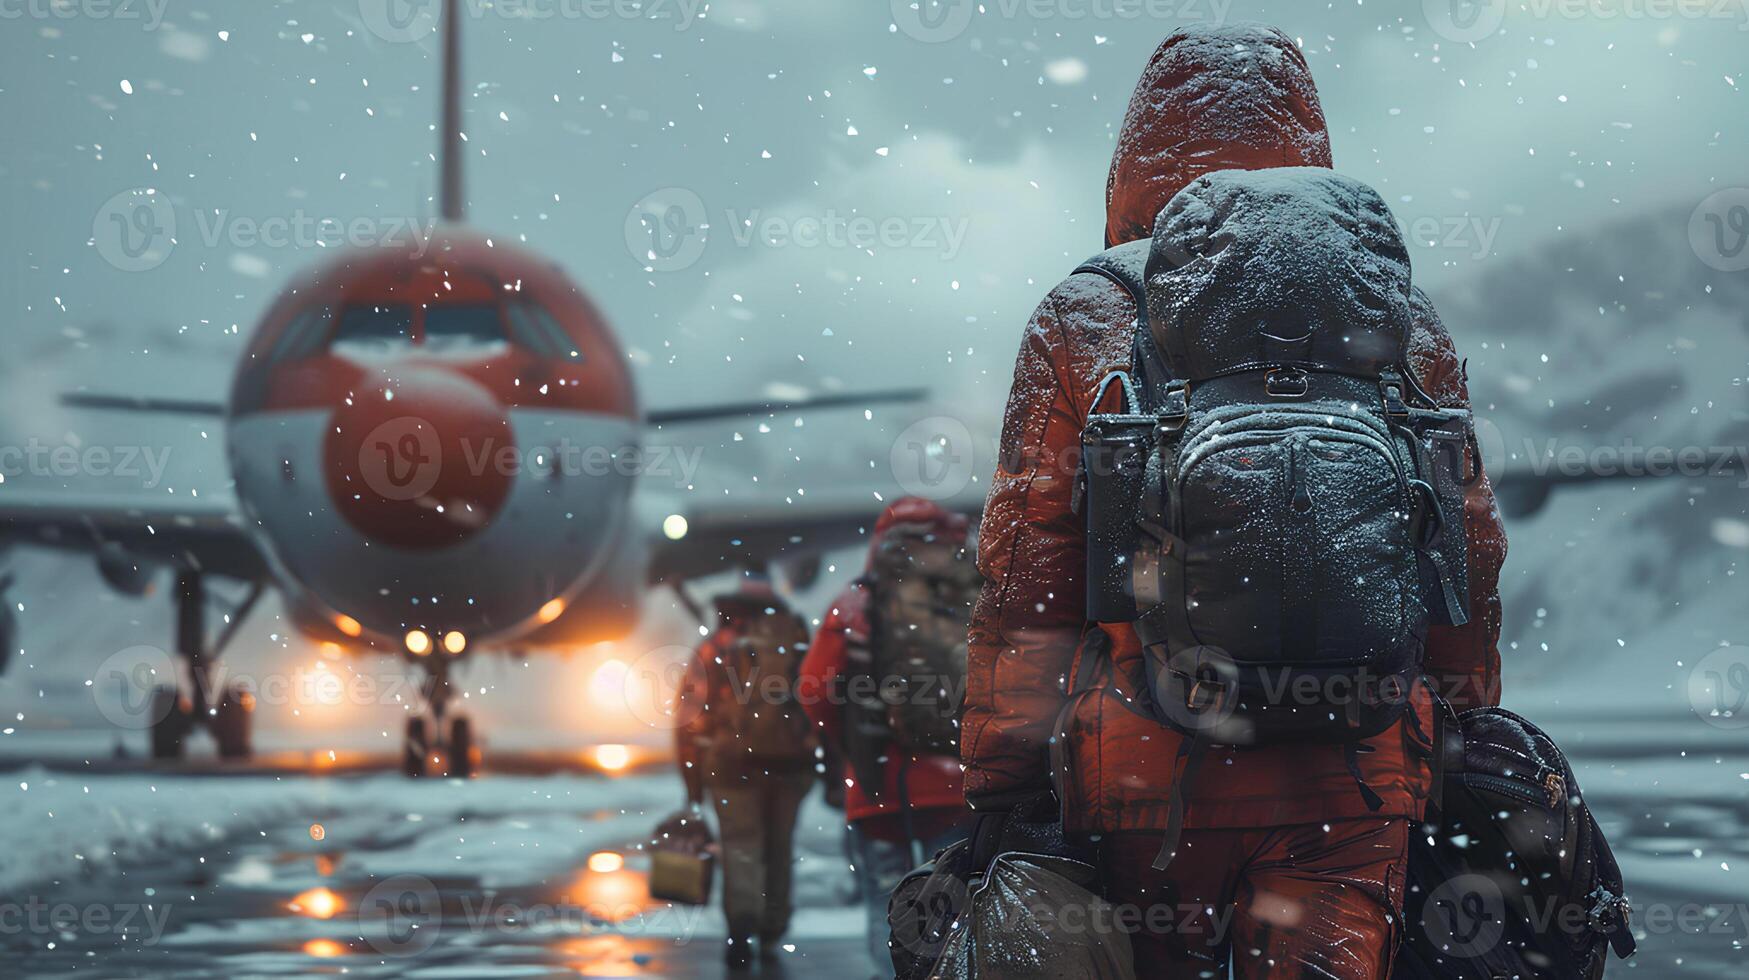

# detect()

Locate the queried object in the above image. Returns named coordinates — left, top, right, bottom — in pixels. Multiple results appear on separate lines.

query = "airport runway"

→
left=0, top=732, right=1744, bottom=978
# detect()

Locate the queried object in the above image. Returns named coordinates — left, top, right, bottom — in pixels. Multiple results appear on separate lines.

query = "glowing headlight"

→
left=662, top=514, right=688, bottom=540
left=405, top=629, right=432, bottom=656
left=442, top=630, right=467, bottom=655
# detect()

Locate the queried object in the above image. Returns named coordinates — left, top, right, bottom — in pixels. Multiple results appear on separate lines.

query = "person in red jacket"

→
left=799, top=496, right=976, bottom=975
left=963, top=24, right=1509, bottom=980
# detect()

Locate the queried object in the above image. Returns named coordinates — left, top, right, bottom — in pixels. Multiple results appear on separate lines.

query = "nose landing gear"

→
left=402, top=657, right=478, bottom=778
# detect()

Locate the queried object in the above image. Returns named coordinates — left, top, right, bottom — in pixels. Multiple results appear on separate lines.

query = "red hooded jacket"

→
left=962, top=25, right=1508, bottom=833
left=799, top=497, right=972, bottom=827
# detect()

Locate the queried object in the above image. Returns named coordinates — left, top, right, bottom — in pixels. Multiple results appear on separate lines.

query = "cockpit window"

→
left=506, top=301, right=583, bottom=361
left=423, top=303, right=507, bottom=352
left=332, top=304, right=413, bottom=350
left=266, top=304, right=334, bottom=364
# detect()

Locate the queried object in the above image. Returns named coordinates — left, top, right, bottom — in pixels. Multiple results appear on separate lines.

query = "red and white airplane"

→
left=0, top=1, right=939, bottom=774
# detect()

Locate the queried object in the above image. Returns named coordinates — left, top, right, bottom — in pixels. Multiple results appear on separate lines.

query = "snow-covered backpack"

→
left=843, top=523, right=979, bottom=795
left=1077, top=169, right=1476, bottom=813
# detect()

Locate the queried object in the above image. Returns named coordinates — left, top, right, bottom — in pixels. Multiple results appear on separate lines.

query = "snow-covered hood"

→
left=1105, top=23, right=1332, bottom=248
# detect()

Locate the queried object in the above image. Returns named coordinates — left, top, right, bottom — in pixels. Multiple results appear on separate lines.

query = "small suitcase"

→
left=647, top=809, right=716, bottom=906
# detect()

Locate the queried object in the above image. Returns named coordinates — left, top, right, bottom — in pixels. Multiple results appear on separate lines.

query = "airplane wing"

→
left=645, top=388, right=927, bottom=427
left=646, top=484, right=985, bottom=586
left=1489, top=447, right=1746, bottom=519
left=0, top=489, right=267, bottom=581
left=60, top=393, right=228, bottom=417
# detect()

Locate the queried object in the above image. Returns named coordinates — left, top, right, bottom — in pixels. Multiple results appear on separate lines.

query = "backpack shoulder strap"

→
left=1073, top=241, right=1170, bottom=410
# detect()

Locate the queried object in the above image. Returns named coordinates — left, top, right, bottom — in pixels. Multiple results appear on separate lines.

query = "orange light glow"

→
left=594, top=744, right=631, bottom=773
left=289, top=887, right=343, bottom=920
left=537, top=598, right=566, bottom=624
left=442, top=630, right=467, bottom=655
left=319, top=642, right=344, bottom=660
left=587, top=851, right=625, bottom=874
left=405, top=629, right=432, bottom=656
left=302, top=938, right=347, bottom=958
left=335, top=615, right=363, bottom=638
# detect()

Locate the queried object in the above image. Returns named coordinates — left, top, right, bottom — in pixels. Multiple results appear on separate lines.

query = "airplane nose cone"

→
left=325, top=367, right=514, bottom=550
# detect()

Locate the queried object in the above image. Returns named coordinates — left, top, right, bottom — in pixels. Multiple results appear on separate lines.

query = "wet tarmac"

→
left=0, top=767, right=874, bottom=979
left=0, top=733, right=1744, bottom=978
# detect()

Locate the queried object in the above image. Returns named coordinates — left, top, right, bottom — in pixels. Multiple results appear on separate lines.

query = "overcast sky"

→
left=3, top=2, right=1743, bottom=422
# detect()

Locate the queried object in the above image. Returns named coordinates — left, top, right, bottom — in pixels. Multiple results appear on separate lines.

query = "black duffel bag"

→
left=1399, top=706, right=1636, bottom=979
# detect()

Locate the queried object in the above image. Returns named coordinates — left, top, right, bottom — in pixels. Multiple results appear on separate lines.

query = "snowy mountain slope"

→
left=1427, top=200, right=1749, bottom=717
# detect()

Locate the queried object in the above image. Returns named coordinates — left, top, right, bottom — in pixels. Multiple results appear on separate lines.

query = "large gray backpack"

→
left=1077, top=169, right=1476, bottom=818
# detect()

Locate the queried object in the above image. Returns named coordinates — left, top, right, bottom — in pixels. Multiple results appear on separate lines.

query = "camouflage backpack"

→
left=844, top=522, right=980, bottom=793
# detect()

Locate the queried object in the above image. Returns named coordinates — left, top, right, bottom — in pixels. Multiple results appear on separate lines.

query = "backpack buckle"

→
left=1381, top=380, right=1410, bottom=418
left=1155, top=384, right=1189, bottom=433
left=1264, top=367, right=1309, bottom=398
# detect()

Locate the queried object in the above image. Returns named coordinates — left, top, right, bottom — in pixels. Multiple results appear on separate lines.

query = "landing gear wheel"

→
left=149, top=687, right=191, bottom=760
left=448, top=716, right=476, bottom=778
left=212, top=685, right=254, bottom=760
left=403, top=717, right=429, bottom=778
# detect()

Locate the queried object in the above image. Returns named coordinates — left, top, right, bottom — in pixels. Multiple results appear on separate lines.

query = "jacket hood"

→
left=1105, top=23, right=1331, bottom=248
left=865, top=496, right=969, bottom=568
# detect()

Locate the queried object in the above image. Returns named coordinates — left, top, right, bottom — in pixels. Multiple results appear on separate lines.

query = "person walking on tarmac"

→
left=674, top=573, right=816, bottom=970
left=962, top=23, right=1509, bottom=980
left=798, top=496, right=979, bottom=974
